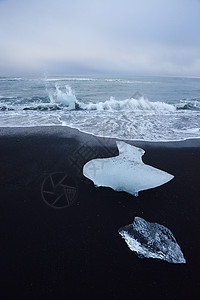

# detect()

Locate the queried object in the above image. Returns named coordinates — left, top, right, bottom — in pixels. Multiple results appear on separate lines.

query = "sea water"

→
left=0, top=75, right=200, bottom=141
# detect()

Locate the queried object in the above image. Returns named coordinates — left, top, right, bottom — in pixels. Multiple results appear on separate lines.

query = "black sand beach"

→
left=0, top=126, right=200, bottom=299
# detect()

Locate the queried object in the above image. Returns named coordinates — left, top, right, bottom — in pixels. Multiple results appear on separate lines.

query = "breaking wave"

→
left=44, top=78, right=156, bottom=83
left=1, top=84, right=200, bottom=113
left=44, top=77, right=98, bottom=82
left=78, top=96, right=175, bottom=112
left=47, top=85, right=200, bottom=113
left=176, top=99, right=200, bottom=111
left=1, top=82, right=200, bottom=141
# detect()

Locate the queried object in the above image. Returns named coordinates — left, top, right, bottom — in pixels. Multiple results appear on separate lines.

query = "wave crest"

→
left=78, top=96, right=176, bottom=112
left=1, top=84, right=200, bottom=114
left=48, top=84, right=176, bottom=112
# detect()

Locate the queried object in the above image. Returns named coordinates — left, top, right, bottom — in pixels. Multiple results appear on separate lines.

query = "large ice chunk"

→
left=83, top=141, right=174, bottom=196
left=118, top=217, right=186, bottom=264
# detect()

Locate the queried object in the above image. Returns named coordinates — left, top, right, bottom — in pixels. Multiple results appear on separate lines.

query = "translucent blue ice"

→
left=83, top=141, right=174, bottom=196
left=118, top=217, right=186, bottom=264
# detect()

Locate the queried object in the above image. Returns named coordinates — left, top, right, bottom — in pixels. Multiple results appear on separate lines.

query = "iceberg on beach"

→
left=118, top=217, right=186, bottom=264
left=83, top=141, right=174, bottom=196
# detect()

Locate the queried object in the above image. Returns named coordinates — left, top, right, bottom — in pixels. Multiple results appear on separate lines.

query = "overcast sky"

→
left=0, top=0, right=200, bottom=76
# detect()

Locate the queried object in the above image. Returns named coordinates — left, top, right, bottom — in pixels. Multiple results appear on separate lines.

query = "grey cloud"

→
left=0, top=0, right=200, bottom=75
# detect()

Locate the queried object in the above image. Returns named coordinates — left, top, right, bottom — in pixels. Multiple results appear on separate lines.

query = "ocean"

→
left=0, top=75, right=200, bottom=141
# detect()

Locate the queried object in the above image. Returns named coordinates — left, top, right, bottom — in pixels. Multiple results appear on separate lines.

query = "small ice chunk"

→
left=83, top=141, right=174, bottom=196
left=118, top=217, right=186, bottom=264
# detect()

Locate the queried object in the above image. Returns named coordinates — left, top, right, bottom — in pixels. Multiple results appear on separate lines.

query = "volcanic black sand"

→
left=0, top=126, right=200, bottom=299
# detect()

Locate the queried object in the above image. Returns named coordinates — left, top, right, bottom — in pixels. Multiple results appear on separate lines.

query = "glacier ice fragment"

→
left=83, top=141, right=174, bottom=196
left=118, top=217, right=186, bottom=264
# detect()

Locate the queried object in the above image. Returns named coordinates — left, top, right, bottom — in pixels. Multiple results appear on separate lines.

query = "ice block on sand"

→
left=83, top=141, right=174, bottom=196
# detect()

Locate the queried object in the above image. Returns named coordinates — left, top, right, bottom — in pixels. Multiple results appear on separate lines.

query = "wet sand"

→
left=0, top=126, right=200, bottom=299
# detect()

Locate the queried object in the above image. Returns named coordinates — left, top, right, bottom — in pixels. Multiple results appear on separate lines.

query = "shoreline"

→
left=0, top=125, right=200, bottom=299
left=0, top=125, right=200, bottom=148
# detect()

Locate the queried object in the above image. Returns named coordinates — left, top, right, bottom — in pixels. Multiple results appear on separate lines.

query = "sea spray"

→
left=54, top=84, right=76, bottom=109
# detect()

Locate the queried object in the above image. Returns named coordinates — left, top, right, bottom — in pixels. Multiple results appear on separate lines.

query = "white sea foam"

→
left=44, top=78, right=155, bottom=83
left=44, top=77, right=97, bottom=82
left=83, top=141, right=174, bottom=196
left=173, top=127, right=200, bottom=134
left=176, top=99, right=200, bottom=110
left=104, top=79, right=156, bottom=84
left=78, top=96, right=175, bottom=112
left=0, top=78, right=22, bottom=81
